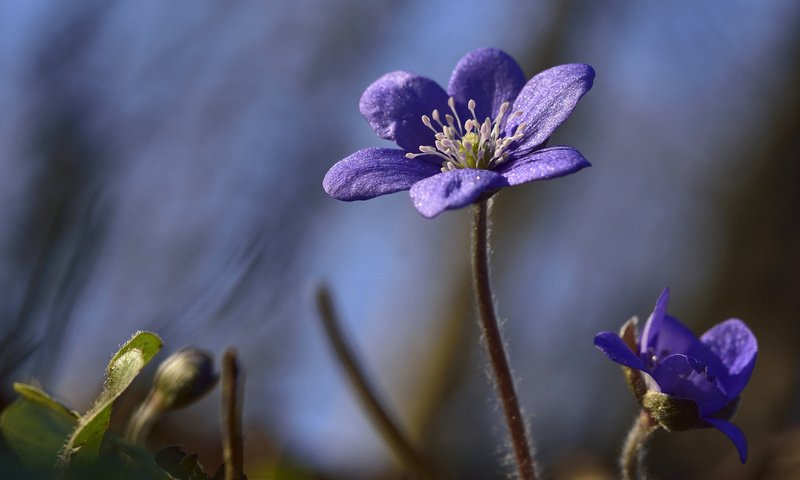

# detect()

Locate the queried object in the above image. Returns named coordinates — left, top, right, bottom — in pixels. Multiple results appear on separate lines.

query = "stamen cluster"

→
left=406, top=98, right=527, bottom=172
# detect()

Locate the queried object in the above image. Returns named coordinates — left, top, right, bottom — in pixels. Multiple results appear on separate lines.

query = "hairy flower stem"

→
left=621, top=411, right=659, bottom=480
left=316, top=285, right=443, bottom=480
left=471, top=200, right=537, bottom=480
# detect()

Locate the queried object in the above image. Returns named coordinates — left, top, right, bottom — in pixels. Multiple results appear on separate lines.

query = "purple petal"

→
left=447, top=48, right=525, bottom=121
left=705, top=417, right=748, bottom=463
left=359, top=71, right=449, bottom=153
left=640, top=288, right=671, bottom=357
left=700, top=319, right=757, bottom=400
left=409, top=169, right=504, bottom=218
left=323, top=148, right=440, bottom=201
left=638, top=291, right=731, bottom=393
left=652, top=315, right=705, bottom=357
left=651, top=354, right=728, bottom=416
left=594, top=332, right=648, bottom=371
left=506, top=64, right=595, bottom=154
left=497, top=146, right=590, bottom=186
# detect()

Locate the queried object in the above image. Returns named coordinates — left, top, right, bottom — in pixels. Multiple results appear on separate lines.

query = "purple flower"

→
left=594, top=288, right=757, bottom=463
left=323, top=48, right=594, bottom=218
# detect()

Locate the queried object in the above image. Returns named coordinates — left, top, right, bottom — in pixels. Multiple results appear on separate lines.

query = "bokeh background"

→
left=1, top=1, right=799, bottom=478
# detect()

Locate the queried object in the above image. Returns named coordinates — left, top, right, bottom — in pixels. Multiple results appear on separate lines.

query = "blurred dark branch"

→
left=699, top=22, right=800, bottom=422
left=0, top=1, right=112, bottom=395
left=683, top=19, right=800, bottom=480
left=525, top=0, right=576, bottom=72
left=0, top=111, right=110, bottom=395
left=30, top=0, right=110, bottom=83
left=494, top=0, right=577, bottom=230
left=711, top=427, right=800, bottom=480
left=159, top=229, right=267, bottom=341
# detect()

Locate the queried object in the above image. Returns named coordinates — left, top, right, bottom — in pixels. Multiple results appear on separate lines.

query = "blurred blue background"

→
left=1, top=1, right=798, bottom=478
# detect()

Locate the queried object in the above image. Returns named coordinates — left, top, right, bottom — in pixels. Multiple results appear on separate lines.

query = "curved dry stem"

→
left=221, top=348, right=244, bottom=480
left=315, top=285, right=443, bottom=479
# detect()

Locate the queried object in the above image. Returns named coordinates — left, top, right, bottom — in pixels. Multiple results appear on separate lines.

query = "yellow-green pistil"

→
left=406, top=97, right=528, bottom=172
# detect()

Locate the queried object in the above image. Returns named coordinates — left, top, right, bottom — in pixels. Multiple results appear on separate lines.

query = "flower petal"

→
left=653, top=315, right=705, bottom=356
left=359, top=71, right=449, bottom=153
left=640, top=288, right=671, bottom=357
left=704, top=417, right=748, bottom=463
left=700, top=319, right=757, bottom=400
left=651, top=354, right=728, bottom=416
left=447, top=48, right=526, bottom=121
left=594, top=332, right=648, bottom=371
left=506, top=64, right=595, bottom=154
left=323, top=148, right=440, bottom=201
left=647, top=313, right=730, bottom=386
left=497, top=146, right=590, bottom=186
left=409, top=169, right=504, bottom=218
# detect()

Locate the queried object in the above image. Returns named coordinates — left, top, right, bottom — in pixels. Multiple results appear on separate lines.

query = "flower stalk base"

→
left=621, top=410, right=658, bottom=480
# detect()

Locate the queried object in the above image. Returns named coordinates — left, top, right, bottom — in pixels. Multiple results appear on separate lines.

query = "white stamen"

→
left=431, top=109, right=442, bottom=126
left=408, top=99, right=528, bottom=171
left=447, top=97, right=463, bottom=136
left=421, top=115, right=437, bottom=133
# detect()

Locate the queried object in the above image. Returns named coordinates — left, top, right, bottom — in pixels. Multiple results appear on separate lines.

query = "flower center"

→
left=405, top=97, right=527, bottom=172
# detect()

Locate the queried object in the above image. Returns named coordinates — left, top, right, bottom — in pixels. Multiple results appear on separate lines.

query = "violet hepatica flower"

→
left=594, top=288, right=757, bottom=463
left=323, top=48, right=594, bottom=218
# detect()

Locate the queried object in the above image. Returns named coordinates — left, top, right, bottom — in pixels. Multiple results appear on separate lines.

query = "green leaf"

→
left=1, top=395, right=77, bottom=469
left=13, top=383, right=79, bottom=420
left=59, top=331, right=163, bottom=468
left=58, top=436, right=177, bottom=480
left=155, top=446, right=210, bottom=480
left=106, top=437, right=177, bottom=480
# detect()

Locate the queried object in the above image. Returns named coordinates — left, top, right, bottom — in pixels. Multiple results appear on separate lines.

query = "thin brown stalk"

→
left=471, top=200, right=537, bottom=480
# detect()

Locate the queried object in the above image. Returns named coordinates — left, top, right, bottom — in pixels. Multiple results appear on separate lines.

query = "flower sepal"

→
left=617, top=317, right=649, bottom=402
left=622, top=366, right=647, bottom=402
left=641, top=390, right=701, bottom=432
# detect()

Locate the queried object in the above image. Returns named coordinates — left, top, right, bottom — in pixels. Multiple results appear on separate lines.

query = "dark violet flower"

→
left=323, top=48, right=594, bottom=218
left=594, top=288, right=757, bottom=463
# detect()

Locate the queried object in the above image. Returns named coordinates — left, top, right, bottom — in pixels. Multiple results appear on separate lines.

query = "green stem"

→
left=315, top=285, right=443, bottom=479
left=621, top=411, right=658, bottom=480
left=471, top=200, right=537, bottom=480
left=124, top=391, right=165, bottom=445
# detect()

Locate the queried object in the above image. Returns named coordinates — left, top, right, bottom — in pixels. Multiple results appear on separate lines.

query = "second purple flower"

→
left=323, top=48, right=595, bottom=218
left=594, top=288, right=758, bottom=463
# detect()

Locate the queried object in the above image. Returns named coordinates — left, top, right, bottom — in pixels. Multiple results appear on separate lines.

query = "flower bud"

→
left=153, top=348, right=218, bottom=410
